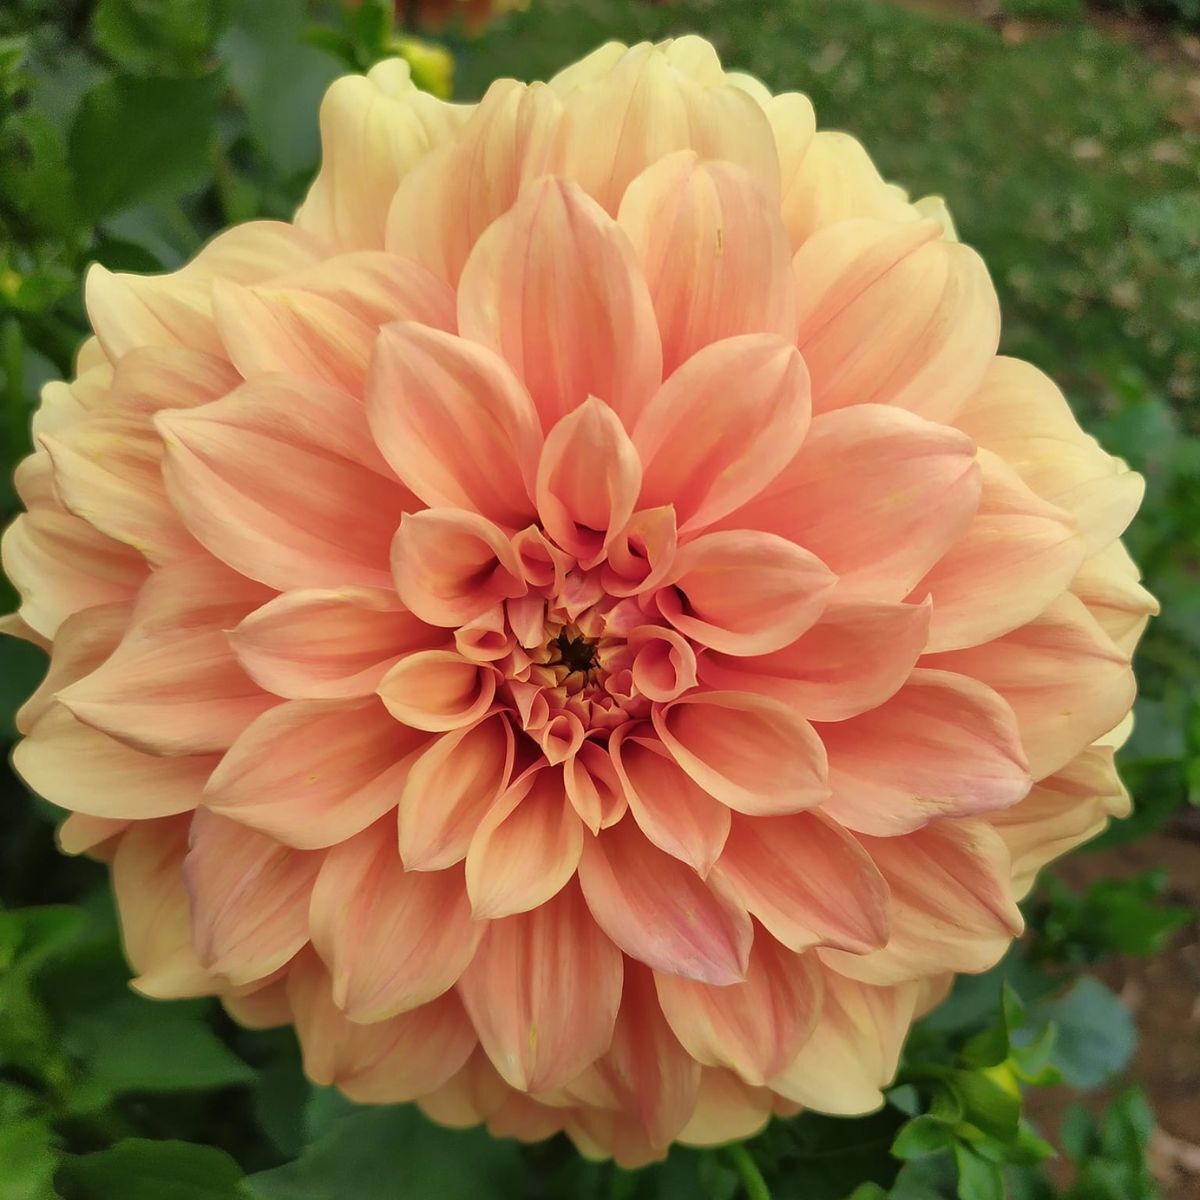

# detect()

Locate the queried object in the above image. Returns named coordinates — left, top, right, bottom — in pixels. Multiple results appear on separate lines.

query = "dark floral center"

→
left=552, top=630, right=599, bottom=675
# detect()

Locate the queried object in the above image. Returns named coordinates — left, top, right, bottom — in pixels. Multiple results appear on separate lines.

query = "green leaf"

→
left=892, top=1115, right=957, bottom=1160
left=952, top=1143, right=1003, bottom=1200
left=64, top=996, right=255, bottom=1108
left=1031, top=977, right=1135, bottom=1090
left=58, top=1140, right=247, bottom=1200
left=1059, top=1104, right=1096, bottom=1163
left=68, top=73, right=221, bottom=220
left=0, top=1118, right=61, bottom=1200
left=246, top=1105, right=525, bottom=1200
left=948, top=1067, right=1020, bottom=1142
left=92, top=0, right=234, bottom=76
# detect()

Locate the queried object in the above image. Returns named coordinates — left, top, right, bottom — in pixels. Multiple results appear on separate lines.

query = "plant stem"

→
left=726, top=1144, right=772, bottom=1200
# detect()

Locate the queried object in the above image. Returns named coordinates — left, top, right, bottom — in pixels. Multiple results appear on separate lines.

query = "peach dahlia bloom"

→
left=2, top=39, right=1154, bottom=1165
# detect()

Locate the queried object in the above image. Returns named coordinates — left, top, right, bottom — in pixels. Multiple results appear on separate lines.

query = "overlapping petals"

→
left=2, top=38, right=1151, bottom=1167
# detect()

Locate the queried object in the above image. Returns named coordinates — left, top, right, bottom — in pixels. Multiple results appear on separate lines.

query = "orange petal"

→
left=794, top=218, right=999, bottom=422
left=770, top=969, right=919, bottom=1115
left=658, top=529, right=835, bottom=656
left=653, top=691, right=829, bottom=816
left=728, top=403, right=980, bottom=601
left=712, top=812, right=890, bottom=955
left=231, top=586, right=442, bottom=700
left=157, top=376, right=406, bottom=591
left=818, top=669, right=1031, bottom=836
left=655, top=935, right=823, bottom=1085
left=368, top=322, right=541, bottom=527
left=578, top=817, right=751, bottom=985
left=377, top=650, right=497, bottom=733
left=184, top=809, right=320, bottom=987
left=536, top=398, right=643, bottom=567
left=390, top=508, right=527, bottom=628
left=398, top=713, right=515, bottom=870
left=309, top=819, right=482, bottom=1021
left=457, top=176, right=662, bottom=430
left=612, top=729, right=730, bottom=875
left=924, top=594, right=1135, bottom=779
left=15, top=705, right=214, bottom=820
left=634, top=334, right=810, bottom=534
left=465, top=764, right=584, bottom=919
left=698, top=598, right=931, bottom=722
left=618, top=151, right=798, bottom=374
left=55, top=559, right=272, bottom=756
left=204, top=698, right=427, bottom=848
left=913, top=451, right=1086, bottom=652
left=821, top=819, right=1023, bottom=985
left=458, top=881, right=623, bottom=1092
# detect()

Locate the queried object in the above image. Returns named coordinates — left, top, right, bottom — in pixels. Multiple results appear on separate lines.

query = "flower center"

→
left=551, top=629, right=598, bottom=675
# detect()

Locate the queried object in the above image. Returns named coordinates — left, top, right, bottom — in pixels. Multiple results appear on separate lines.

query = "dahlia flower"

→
left=2, top=39, right=1153, bottom=1165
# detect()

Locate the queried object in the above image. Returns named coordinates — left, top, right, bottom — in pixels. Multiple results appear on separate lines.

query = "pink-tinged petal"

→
left=0, top=610, right=50, bottom=652
left=309, top=819, right=482, bottom=1021
left=923, top=594, right=1135, bottom=780
left=770, top=971, right=919, bottom=1115
left=956, top=356, right=1145, bottom=554
left=612, top=729, right=729, bottom=875
left=41, top=415, right=198, bottom=564
left=111, top=818, right=215, bottom=999
left=15, top=706, right=215, bottom=819
left=563, top=740, right=627, bottom=833
left=821, top=819, right=1023, bottom=985
left=578, top=817, right=751, bottom=985
left=627, top=625, right=697, bottom=703
left=602, top=506, right=678, bottom=598
left=184, top=809, right=321, bottom=986
left=204, top=698, right=427, bottom=848
left=104, top=344, right=238, bottom=417
left=658, top=530, right=835, bottom=656
left=653, top=691, right=829, bottom=816
left=368, top=323, right=542, bottom=526
left=455, top=606, right=514, bottom=663
left=457, top=176, right=662, bottom=430
left=387, top=78, right=563, bottom=285
left=157, top=377, right=407, bottom=591
left=296, top=58, right=467, bottom=250
left=536, top=398, right=642, bottom=566
left=377, top=650, right=497, bottom=733
left=618, top=151, right=798, bottom=374
left=214, top=251, right=456, bottom=396
left=793, top=218, right=1000, bottom=422
left=466, top=764, right=583, bottom=919
left=2, top=508, right=147, bottom=639
left=398, top=713, right=515, bottom=871
left=818, top=668, right=1031, bottom=836
left=550, top=42, right=779, bottom=216
left=1071, top=542, right=1158, bottom=656
left=16, top=601, right=128, bottom=735
left=634, top=334, right=811, bottom=534
left=678, top=1069, right=775, bottom=1147
left=57, top=813, right=129, bottom=858
left=777, top=129, right=916, bottom=249
left=391, top=509, right=527, bottom=628
left=539, top=712, right=587, bottom=766
left=222, top=974, right=292, bottom=1031
left=698, top=598, right=931, bottom=722
left=85, top=221, right=320, bottom=359
left=655, top=935, right=823, bottom=1085
left=913, top=452, right=1086, bottom=652
left=287, top=950, right=475, bottom=1103
left=712, top=812, right=890, bottom=955
left=594, top=960, right=702, bottom=1154
left=991, top=744, right=1129, bottom=898
left=458, top=881, right=622, bottom=1092
left=230, top=587, right=441, bottom=700
left=727, top=404, right=980, bottom=601
left=56, top=560, right=273, bottom=756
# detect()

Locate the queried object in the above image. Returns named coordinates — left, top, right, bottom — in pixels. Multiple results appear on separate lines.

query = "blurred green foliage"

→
left=1, top=1, right=1197, bottom=1198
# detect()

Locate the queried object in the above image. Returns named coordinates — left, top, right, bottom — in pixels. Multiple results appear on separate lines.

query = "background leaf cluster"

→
left=1, top=1, right=1197, bottom=1197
